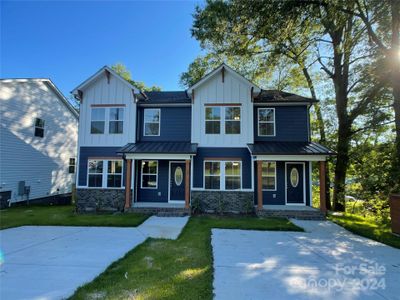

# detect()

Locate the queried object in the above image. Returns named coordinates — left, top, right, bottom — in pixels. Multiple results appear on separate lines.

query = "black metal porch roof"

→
left=118, top=142, right=198, bottom=154
left=247, top=142, right=335, bottom=155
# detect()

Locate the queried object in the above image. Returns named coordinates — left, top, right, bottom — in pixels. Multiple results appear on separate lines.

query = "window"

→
left=141, top=160, right=158, bottom=188
left=91, top=108, right=105, bottom=134
left=144, top=109, right=160, bottom=136
left=262, top=161, right=276, bottom=190
left=290, top=168, right=299, bottom=187
left=204, top=161, right=221, bottom=189
left=34, top=118, right=45, bottom=137
left=107, top=160, right=123, bottom=188
left=69, top=158, right=76, bottom=174
left=109, top=108, right=124, bottom=134
left=225, top=107, right=241, bottom=134
left=204, top=160, right=241, bottom=190
left=88, top=160, right=103, bottom=187
left=225, top=161, right=241, bottom=190
left=205, top=107, right=221, bottom=134
left=258, top=108, right=275, bottom=136
left=174, top=167, right=183, bottom=186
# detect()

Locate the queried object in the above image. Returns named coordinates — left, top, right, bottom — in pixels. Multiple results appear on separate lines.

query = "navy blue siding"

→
left=193, top=147, right=252, bottom=189
left=78, top=147, right=124, bottom=186
left=254, top=161, right=311, bottom=205
left=254, top=106, right=309, bottom=142
left=138, top=107, right=191, bottom=142
left=136, top=160, right=170, bottom=202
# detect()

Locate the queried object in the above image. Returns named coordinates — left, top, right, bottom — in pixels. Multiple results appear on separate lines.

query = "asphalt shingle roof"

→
left=247, top=142, right=335, bottom=155
left=139, top=91, right=191, bottom=104
left=118, top=142, right=198, bottom=154
left=254, top=90, right=317, bottom=103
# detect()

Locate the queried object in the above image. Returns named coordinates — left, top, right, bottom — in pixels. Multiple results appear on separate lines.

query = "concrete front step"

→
left=127, top=206, right=191, bottom=216
left=257, top=209, right=326, bottom=220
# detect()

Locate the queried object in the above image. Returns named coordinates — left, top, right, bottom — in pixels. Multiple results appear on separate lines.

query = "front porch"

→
left=257, top=205, right=325, bottom=220
left=127, top=202, right=190, bottom=216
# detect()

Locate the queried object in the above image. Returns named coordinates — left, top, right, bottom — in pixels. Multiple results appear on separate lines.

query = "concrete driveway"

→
left=0, top=216, right=188, bottom=300
left=212, top=220, right=400, bottom=300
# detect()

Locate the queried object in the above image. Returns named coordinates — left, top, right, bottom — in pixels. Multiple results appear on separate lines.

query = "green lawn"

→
left=71, top=215, right=302, bottom=300
left=328, top=213, right=400, bottom=249
left=0, top=205, right=149, bottom=229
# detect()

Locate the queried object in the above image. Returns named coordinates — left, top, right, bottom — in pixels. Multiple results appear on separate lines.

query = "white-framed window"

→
left=88, top=160, right=104, bottom=187
left=109, top=108, right=124, bottom=134
left=107, top=160, right=123, bottom=188
left=225, top=107, right=241, bottom=134
left=205, top=107, right=221, bottom=134
left=258, top=108, right=275, bottom=136
left=34, top=118, right=45, bottom=138
left=144, top=109, right=160, bottom=136
left=262, top=161, right=276, bottom=190
left=69, top=158, right=76, bottom=174
left=91, top=108, right=106, bottom=134
left=141, top=160, right=158, bottom=189
left=87, top=159, right=124, bottom=188
left=204, top=160, right=242, bottom=190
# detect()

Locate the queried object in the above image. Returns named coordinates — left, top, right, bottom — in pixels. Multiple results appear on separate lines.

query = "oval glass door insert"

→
left=174, top=166, right=183, bottom=186
left=290, top=168, right=299, bottom=187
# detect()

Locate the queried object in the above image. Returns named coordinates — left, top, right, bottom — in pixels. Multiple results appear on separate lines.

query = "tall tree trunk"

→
left=302, top=67, right=332, bottom=209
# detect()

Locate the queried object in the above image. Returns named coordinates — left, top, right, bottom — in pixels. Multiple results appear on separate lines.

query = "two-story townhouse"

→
left=73, top=64, right=334, bottom=215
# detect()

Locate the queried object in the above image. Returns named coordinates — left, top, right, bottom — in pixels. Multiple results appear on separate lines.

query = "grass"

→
left=71, top=215, right=302, bottom=300
left=0, top=205, right=149, bottom=229
left=328, top=213, right=400, bottom=249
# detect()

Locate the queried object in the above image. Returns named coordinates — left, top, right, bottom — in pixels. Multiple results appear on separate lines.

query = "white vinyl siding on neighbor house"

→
left=191, top=68, right=254, bottom=147
left=87, top=159, right=123, bottom=188
left=204, top=160, right=241, bottom=190
left=77, top=73, right=136, bottom=147
left=258, top=108, right=275, bottom=136
left=0, top=80, right=78, bottom=202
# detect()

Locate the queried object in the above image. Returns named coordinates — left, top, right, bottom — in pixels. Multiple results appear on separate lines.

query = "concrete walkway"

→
left=212, top=220, right=400, bottom=300
left=0, top=216, right=188, bottom=300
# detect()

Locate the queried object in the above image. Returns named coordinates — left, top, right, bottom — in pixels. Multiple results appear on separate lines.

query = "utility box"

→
left=0, top=191, right=11, bottom=209
left=390, top=194, right=400, bottom=236
left=18, top=181, right=26, bottom=196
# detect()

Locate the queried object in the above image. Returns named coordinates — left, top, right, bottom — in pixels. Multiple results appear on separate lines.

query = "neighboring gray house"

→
left=0, top=79, right=79, bottom=207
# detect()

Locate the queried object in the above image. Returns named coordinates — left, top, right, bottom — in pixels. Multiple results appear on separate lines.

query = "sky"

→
left=1, top=0, right=203, bottom=97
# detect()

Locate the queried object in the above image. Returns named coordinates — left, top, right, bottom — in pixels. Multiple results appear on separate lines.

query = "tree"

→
left=191, top=0, right=392, bottom=210
left=111, top=63, right=161, bottom=91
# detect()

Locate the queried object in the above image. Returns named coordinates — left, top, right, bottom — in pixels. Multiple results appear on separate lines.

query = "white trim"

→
left=261, top=161, right=277, bottom=191
left=168, top=161, right=186, bottom=202
left=125, top=153, right=193, bottom=160
left=285, top=162, right=306, bottom=205
left=254, top=102, right=312, bottom=107
left=143, top=108, right=161, bottom=137
left=108, top=107, right=124, bottom=135
left=255, top=155, right=327, bottom=161
left=140, top=160, right=158, bottom=189
left=203, top=160, right=242, bottom=191
left=90, top=107, right=106, bottom=134
left=257, top=108, right=276, bottom=137
left=250, top=156, right=255, bottom=191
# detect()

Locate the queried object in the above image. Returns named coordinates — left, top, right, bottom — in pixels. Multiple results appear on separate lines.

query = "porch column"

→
left=319, top=161, right=327, bottom=214
left=257, top=160, right=263, bottom=210
left=185, top=160, right=190, bottom=209
left=124, top=159, right=132, bottom=210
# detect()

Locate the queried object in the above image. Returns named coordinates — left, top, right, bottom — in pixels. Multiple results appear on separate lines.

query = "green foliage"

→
left=111, top=63, right=161, bottom=91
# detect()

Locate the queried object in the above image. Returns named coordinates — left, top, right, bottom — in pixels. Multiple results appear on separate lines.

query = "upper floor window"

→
left=87, top=159, right=123, bottom=188
left=204, top=160, right=241, bottom=190
left=109, top=108, right=124, bottom=134
left=225, top=107, right=241, bottom=134
left=258, top=108, right=275, bottom=136
left=68, top=158, right=76, bottom=174
left=34, top=118, right=45, bottom=138
left=262, top=161, right=276, bottom=190
left=205, top=107, right=221, bottom=134
left=144, top=109, right=160, bottom=136
left=91, top=108, right=105, bottom=134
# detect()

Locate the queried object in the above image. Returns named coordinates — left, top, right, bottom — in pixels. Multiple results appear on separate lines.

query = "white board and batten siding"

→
left=78, top=73, right=136, bottom=147
left=0, top=80, right=78, bottom=203
left=191, top=69, right=255, bottom=147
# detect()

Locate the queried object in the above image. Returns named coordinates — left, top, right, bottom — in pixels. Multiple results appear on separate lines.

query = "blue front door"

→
left=286, top=163, right=304, bottom=204
left=169, top=162, right=185, bottom=201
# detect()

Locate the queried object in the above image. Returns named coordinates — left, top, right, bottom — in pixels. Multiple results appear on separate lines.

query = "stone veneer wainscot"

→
left=191, top=191, right=254, bottom=214
left=76, top=189, right=128, bottom=213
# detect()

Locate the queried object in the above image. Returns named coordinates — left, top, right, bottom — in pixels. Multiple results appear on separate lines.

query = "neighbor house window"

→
left=109, top=108, right=124, bottom=134
left=225, top=161, right=241, bottom=190
left=225, top=107, right=241, bottom=134
left=144, top=109, right=160, bottom=136
left=69, top=158, right=76, bottom=174
left=141, top=160, right=158, bottom=188
left=205, top=107, right=221, bottom=134
left=88, top=160, right=103, bottom=187
left=91, top=108, right=105, bottom=134
left=258, top=108, right=275, bottom=136
left=204, top=161, right=221, bottom=189
left=262, top=161, right=276, bottom=190
left=107, top=160, right=123, bottom=188
left=34, top=118, right=45, bottom=138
